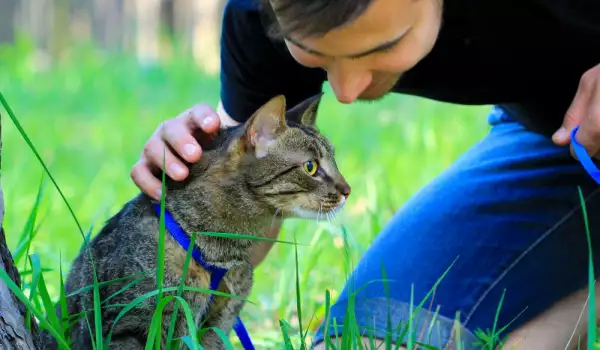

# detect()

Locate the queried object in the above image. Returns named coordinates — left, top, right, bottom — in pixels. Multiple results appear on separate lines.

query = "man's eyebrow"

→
left=285, top=32, right=407, bottom=59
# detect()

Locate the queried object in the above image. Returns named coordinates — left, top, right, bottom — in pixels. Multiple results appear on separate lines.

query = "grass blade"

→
left=191, top=230, right=309, bottom=246
left=488, top=288, right=506, bottom=349
left=27, top=254, right=42, bottom=304
left=407, top=284, right=414, bottom=350
left=280, top=319, right=295, bottom=349
left=323, top=289, right=333, bottom=350
left=14, top=174, right=46, bottom=264
left=157, top=143, right=167, bottom=300
left=0, top=91, right=85, bottom=237
left=92, top=270, right=103, bottom=349
left=84, top=314, right=97, bottom=350
left=104, top=285, right=245, bottom=346
left=153, top=141, right=168, bottom=349
left=578, top=187, right=597, bottom=350
left=0, top=90, right=106, bottom=349
left=166, top=232, right=197, bottom=347
left=31, top=254, right=63, bottom=330
left=146, top=295, right=198, bottom=350
left=293, top=232, right=306, bottom=349
left=59, top=253, right=71, bottom=344
left=24, top=251, right=42, bottom=331
left=65, top=271, right=151, bottom=298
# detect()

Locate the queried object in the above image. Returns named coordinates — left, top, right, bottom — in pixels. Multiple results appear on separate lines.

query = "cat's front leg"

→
left=200, top=263, right=253, bottom=349
left=107, top=336, right=145, bottom=350
left=158, top=283, right=213, bottom=349
left=158, top=305, right=198, bottom=350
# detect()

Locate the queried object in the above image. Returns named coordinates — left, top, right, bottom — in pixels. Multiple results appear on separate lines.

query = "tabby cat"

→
left=39, top=94, right=351, bottom=349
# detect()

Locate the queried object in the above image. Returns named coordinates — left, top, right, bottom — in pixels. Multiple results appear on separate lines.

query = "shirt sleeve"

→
left=219, top=0, right=326, bottom=123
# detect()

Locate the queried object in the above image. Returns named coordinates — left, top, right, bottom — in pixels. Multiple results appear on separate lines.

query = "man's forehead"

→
left=281, top=0, right=416, bottom=56
left=285, top=30, right=409, bottom=59
left=264, top=0, right=378, bottom=40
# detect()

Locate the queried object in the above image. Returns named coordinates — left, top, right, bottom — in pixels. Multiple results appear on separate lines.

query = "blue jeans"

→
left=313, top=106, right=600, bottom=349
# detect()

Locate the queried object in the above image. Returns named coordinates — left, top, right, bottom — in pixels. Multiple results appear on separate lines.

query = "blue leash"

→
left=152, top=204, right=255, bottom=350
left=571, top=126, right=600, bottom=184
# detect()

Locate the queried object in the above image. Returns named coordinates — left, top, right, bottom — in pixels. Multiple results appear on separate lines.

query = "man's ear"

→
left=242, top=95, right=288, bottom=157
left=286, top=92, right=324, bottom=127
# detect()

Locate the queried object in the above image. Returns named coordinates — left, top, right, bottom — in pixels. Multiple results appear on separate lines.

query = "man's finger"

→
left=553, top=72, right=593, bottom=145
left=184, top=104, right=221, bottom=134
left=131, top=159, right=164, bottom=200
left=161, top=119, right=203, bottom=164
left=143, top=136, right=189, bottom=181
left=571, top=92, right=600, bottom=160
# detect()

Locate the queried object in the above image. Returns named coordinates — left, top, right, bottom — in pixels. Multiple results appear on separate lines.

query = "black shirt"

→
left=219, top=0, right=600, bottom=137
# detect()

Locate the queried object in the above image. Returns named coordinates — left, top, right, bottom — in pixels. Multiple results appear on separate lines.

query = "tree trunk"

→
left=192, top=0, right=224, bottom=74
left=50, top=0, right=70, bottom=62
left=0, top=0, right=17, bottom=44
left=135, top=0, right=161, bottom=65
left=0, top=111, right=40, bottom=348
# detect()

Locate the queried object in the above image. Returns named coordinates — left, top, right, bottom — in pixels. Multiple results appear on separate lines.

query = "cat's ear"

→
left=286, top=92, right=323, bottom=127
left=243, top=95, right=288, bottom=158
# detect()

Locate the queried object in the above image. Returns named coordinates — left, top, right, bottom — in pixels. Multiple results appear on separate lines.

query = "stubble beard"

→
left=357, top=73, right=402, bottom=102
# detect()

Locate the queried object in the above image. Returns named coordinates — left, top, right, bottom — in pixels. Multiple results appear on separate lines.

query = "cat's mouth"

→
left=290, top=195, right=347, bottom=219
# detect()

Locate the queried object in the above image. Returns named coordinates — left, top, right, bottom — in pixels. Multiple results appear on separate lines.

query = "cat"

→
left=39, top=93, right=351, bottom=349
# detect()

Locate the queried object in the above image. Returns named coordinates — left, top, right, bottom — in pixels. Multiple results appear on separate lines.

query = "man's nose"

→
left=327, top=63, right=372, bottom=104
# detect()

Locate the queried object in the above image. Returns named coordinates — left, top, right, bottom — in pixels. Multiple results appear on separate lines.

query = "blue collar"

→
left=571, top=126, right=600, bottom=184
left=152, top=204, right=255, bottom=350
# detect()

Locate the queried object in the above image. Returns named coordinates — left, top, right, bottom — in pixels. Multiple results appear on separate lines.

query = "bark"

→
left=0, top=111, right=40, bottom=349
left=0, top=0, right=17, bottom=44
left=191, top=0, right=224, bottom=73
left=135, top=0, right=161, bottom=65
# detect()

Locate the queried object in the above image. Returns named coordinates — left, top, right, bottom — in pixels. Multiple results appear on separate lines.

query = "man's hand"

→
left=131, top=101, right=281, bottom=267
left=552, top=62, right=600, bottom=160
left=131, top=103, right=221, bottom=200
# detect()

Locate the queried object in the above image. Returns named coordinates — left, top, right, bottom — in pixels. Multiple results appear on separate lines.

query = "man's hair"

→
left=257, top=0, right=374, bottom=39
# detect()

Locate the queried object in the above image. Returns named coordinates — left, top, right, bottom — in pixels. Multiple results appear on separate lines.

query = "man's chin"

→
left=358, top=78, right=400, bottom=101
left=357, top=90, right=392, bottom=102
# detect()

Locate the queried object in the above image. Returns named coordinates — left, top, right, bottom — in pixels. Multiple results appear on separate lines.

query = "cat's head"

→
left=230, top=94, right=351, bottom=219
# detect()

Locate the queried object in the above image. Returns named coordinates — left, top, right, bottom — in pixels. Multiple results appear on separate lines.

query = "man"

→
left=130, top=0, right=600, bottom=348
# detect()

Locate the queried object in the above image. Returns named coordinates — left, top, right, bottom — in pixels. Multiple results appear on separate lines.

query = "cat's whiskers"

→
left=325, top=210, right=333, bottom=227
left=323, top=207, right=343, bottom=233
left=269, top=208, right=281, bottom=230
left=331, top=210, right=342, bottom=229
left=317, top=202, right=324, bottom=224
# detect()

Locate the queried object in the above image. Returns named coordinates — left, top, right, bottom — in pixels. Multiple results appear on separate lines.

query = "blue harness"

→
left=571, top=126, right=600, bottom=184
left=152, top=204, right=255, bottom=350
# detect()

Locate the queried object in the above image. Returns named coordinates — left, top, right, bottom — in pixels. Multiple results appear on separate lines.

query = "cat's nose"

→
left=336, top=182, right=351, bottom=198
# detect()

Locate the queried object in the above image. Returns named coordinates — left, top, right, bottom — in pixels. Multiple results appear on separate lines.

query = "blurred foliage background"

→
left=0, top=0, right=492, bottom=347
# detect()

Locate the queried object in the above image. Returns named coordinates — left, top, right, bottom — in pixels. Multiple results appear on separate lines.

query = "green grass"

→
left=1, top=37, right=597, bottom=349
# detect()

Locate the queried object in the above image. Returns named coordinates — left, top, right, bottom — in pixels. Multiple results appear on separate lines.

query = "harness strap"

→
left=152, top=204, right=255, bottom=350
left=571, top=126, right=600, bottom=184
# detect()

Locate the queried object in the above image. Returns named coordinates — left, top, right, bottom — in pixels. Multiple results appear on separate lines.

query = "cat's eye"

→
left=303, top=160, right=318, bottom=176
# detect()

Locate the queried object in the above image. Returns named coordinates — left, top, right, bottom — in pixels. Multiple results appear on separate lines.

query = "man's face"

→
left=281, top=0, right=443, bottom=104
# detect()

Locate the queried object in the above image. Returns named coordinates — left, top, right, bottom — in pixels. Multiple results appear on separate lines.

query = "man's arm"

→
left=218, top=0, right=326, bottom=123
left=216, top=100, right=239, bottom=128
left=252, top=220, right=283, bottom=267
